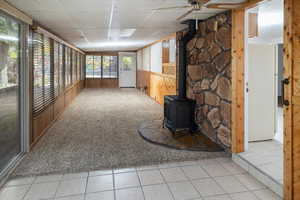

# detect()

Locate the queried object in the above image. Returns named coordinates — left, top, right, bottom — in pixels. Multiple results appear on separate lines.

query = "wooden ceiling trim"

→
left=0, top=0, right=33, bottom=25
left=34, top=26, right=85, bottom=54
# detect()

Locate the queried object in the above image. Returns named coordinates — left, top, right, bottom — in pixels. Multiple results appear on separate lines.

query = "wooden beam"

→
left=231, top=9, right=245, bottom=153
left=0, top=0, right=33, bottom=25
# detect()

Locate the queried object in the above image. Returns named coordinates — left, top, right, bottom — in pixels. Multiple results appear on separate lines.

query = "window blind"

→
left=65, top=47, right=71, bottom=87
left=33, top=32, right=44, bottom=115
left=53, top=41, right=59, bottom=97
left=43, top=36, right=53, bottom=107
left=59, top=44, right=64, bottom=92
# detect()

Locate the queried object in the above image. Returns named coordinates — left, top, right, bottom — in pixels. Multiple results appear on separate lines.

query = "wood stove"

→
left=164, top=20, right=198, bottom=133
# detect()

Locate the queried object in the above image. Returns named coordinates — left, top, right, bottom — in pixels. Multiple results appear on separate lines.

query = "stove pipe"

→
left=178, top=20, right=197, bottom=99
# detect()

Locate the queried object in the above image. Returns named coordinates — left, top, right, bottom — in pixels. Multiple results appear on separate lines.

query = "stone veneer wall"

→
left=181, top=11, right=232, bottom=149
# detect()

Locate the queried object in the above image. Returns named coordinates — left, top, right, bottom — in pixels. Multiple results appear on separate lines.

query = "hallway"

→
left=14, top=89, right=225, bottom=177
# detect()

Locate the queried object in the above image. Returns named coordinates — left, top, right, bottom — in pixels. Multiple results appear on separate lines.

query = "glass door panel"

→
left=0, top=14, right=21, bottom=172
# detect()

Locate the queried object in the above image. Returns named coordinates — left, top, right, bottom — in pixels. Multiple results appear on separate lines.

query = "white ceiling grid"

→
left=7, top=0, right=246, bottom=51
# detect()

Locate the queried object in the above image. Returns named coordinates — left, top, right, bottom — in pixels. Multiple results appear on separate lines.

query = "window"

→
left=33, top=34, right=54, bottom=115
left=72, top=49, right=77, bottom=83
left=65, top=47, right=71, bottom=87
left=85, top=55, right=118, bottom=78
left=103, top=56, right=118, bottom=78
left=32, top=31, right=83, bottom=116
left=94, top=56, right=101, bottom=78
left=86, top=55, right=93, bottom=78
left=53, top=41, right=59, bottom=97
left=33, top=33, right=44, bottom=114
left=59, top=44, right=64, bottom=92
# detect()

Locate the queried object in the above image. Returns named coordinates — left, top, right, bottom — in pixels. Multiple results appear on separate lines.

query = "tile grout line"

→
left=158, top=167, right=175, bottom=200
left=136, top=169, right=146, bottom=200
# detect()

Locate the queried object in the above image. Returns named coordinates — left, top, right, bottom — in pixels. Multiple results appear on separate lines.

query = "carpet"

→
left=13, top=89, right=227, bottom=177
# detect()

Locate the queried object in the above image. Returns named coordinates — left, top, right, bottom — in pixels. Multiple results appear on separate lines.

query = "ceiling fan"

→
left=153, top=0, right=249, bottom=21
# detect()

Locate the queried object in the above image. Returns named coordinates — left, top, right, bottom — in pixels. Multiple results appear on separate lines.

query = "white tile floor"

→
left=0, top=158, right=282, bottom=200
left=239, top=140, right=283, bottom=185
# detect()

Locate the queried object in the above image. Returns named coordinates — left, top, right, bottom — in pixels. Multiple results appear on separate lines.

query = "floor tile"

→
left=0, top=185, right=30, bottom=200
left=221, top=162, right=246, bottom=175
left=160, top=167, right=188, bottom=182
left=181, top=165, right=209, bottom=180
left=56, top=179, right=86, bottom=197
left=114, top=172, right=140, bottom=189
left=235, top=174, right=266, bottom=190
left=168, top=181, right=200, bottom=200
left=138, top=170, right=164, bottom=186
left=114, top=168, right=136, bottom=174
left=89, top=169, right=112, bottom=177
left=158, top=162, right=180, bottom=169
left=34, top=174, right=63, bottom=183
left=55, top=195, right=84, bottom=200
left=5, top=177, right=35, bottom=187
left=116, top=187, right=144, bottom=200
left=85, top=190, right=115, bottom=200
left=62, top=172, right=88, bottom=180
left=198, top=159, right=219, bottom=167
left=24, top=182, right=59, bottom=200
left=201, top=163, right=231, bottom=177
left=86, top=174, right=113, bottom=193
left=214, top=176, right=248, bottom=194
left=253, top=189, right=282, bottom=200
left=230, top=192, right=259, bottom=200
left=136, top=165, right=158, bottom=171
left=143, top=184, right=173, bottom=200
left=192, top=178, right=226, bottom=197
left=203, top=194, right=231, bottom=200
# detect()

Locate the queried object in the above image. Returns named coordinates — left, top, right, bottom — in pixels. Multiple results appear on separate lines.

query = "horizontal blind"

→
left=72, top=50, right=77, bottom=83
left=53, top=41, right=59, bottom=97
left=77, top=52, right=80, bottom=81
left=43, top=36, right=53, bottom=107
left=33, top=32, right=44, bottom=115
left=59, top=44, right=64, bottom=93
left=65, top=47, right=71, bottom=87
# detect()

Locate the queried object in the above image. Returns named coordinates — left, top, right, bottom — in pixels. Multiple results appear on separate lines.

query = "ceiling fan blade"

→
left=206, top=3, right=245, bottom=9
left=177, top=9, right=195, bottom=21
left=153, top=5, right=191, bottom=11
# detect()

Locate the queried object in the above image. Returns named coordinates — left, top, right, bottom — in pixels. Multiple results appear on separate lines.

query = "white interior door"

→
left=247, top=44, right=277, bottom=142
left=119, top=52, right=137, bottom=88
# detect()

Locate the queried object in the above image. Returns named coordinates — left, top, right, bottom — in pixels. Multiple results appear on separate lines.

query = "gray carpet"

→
left=13, top=89, right=227, bottom=177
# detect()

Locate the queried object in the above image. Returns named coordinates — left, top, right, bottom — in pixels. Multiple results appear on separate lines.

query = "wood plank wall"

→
left=31, top=80, right=85, bottom=148
left=231, top=9, right=246, bottom=153
left=283, top=0, right=300, bottom=199
left=85, top=78, right=118, bottom=88
left=137, top=70, right=176, bottom=105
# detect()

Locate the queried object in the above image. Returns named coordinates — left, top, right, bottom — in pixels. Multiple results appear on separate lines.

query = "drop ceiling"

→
left=7, top=0, right=246, bottom=51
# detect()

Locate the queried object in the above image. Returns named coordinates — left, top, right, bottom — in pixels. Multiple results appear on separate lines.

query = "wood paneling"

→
left=231, top=8, right=245, bottom=154
left=149, top=72, right=176, bottom=105
left=137, top=70, right=176, bottom=105
left=85, top=78, right=118, bottom=88
left=137, top=70, right=151, bottom=95
left=284, top=0, right=300, bottom=199
left=31, top=80, right=84, bottom=148
left=162, top=63, right=176, bottom=76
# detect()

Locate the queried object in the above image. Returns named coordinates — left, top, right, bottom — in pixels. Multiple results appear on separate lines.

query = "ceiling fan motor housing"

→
left=188, top=0, right=198, bottom=5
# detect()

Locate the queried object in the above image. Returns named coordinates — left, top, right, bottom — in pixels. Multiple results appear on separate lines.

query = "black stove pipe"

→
left=178, top=20, right=197, bottom=99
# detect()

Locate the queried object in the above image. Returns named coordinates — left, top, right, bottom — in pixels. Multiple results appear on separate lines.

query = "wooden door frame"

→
left=231, top=0, right=297, bottom=199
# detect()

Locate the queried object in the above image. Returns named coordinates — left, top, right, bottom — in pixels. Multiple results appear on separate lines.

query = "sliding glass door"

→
left=0, top=13, right=21, bottom=172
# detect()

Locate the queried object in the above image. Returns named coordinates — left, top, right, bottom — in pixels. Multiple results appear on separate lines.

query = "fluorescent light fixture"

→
left=0, top=35, right=18, bottom=42
left=120, top=29, right=136, bottom=37
left=79, top=40, right=146, bottom=49
left=258, top=12, right=283, bottom=27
